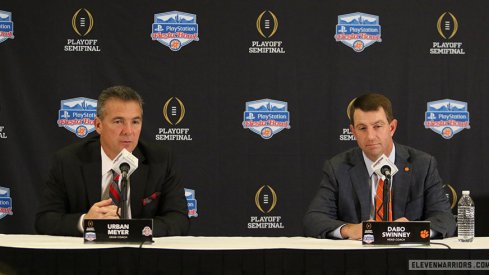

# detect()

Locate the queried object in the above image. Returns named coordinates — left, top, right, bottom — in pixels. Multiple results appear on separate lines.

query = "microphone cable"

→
left=429, top=242, right=452, bottom=249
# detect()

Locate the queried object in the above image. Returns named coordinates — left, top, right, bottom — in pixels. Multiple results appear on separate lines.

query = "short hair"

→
left=348, top=93, right=393, bottom=125
left=96, top=86, right=144, bottom=118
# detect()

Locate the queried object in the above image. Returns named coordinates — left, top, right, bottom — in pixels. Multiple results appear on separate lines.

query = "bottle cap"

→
left=462, top=190, right=470, bottom=195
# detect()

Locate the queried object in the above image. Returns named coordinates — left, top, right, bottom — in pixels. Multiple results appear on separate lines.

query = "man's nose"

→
left=366, top=127, right=376, bottom=140
left=121, top=122, right=133, bottom=135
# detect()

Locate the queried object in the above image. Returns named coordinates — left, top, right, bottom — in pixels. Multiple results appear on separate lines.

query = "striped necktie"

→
left=108, top=170, right=121, bottom=207
left=375, top=177, right=392, bottom=221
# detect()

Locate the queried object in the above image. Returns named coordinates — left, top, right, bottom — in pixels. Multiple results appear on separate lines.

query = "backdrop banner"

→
left=0, top=0, right=487, bottom=236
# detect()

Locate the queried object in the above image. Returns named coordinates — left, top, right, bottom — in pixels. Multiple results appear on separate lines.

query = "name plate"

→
left=84, top=219, right=153, bottom=243
left=362, top=221, right=430, bottom=245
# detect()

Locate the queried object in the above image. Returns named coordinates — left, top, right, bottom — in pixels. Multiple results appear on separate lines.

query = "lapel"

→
left=81, top=138, right=103, bottom=208
left=392, top=143, right=412, bottom=219
left=129, top=145, right=149, bottom=217
left=348, top=149, right=371, bottom=221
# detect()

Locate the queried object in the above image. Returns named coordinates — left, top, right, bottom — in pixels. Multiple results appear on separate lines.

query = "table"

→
left=0, top=235, right=488, bottom=274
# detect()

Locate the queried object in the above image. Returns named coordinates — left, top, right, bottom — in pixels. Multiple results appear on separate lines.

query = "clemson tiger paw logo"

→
left=420, top=230, right=429, bottom=239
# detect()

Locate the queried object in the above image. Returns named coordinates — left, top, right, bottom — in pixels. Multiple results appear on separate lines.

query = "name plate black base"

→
left=84, top=219, right=153, bottom=243
left=362, top=221, right=430, bottom=245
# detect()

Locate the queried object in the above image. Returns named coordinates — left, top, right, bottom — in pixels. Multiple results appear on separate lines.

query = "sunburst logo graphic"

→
left=163, top=97, right=185, bottom=125
left=72, top=8, right=94, bottom=37
left=437, top=12, right=458, bottom=40
left=256, top=10, right=278, bottom=38
left=255, top=185, right=277, bottom=214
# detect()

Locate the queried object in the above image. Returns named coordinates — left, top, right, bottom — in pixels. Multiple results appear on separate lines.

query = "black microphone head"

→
left=120, top=162, right=130, bottom=173
left=380, top=165, right=391, bottom=177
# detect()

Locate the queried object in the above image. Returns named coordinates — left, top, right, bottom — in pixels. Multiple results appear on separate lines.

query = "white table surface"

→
left=0, top=234, right=487, bottom=250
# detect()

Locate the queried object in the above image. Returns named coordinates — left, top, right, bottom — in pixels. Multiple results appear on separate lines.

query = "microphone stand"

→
left=383, top=175, right=391, bottom=221
left=120, top=174, right=128, bottom=219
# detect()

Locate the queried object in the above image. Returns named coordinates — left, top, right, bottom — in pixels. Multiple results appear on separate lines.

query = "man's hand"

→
left=84, top=199, right=119, bottom=219
left=340, top=223, right=364, bottom=240
left=340, top=218, right=410, bottom=240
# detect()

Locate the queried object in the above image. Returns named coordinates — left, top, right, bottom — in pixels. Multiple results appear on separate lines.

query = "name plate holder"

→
left=362, top=221, right=430, bottom=246
left=84, top=219, right=153, bottom=243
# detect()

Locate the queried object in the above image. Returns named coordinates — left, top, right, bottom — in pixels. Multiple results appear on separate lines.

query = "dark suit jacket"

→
left=303, top=143, right=456, bottom=238
left=35, top=136, right=189, bottom=237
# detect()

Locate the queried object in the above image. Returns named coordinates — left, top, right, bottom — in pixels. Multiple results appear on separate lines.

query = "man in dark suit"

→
left=303, top=93, right=455, bottom=239
left=35, top=86, right=189, bottom=237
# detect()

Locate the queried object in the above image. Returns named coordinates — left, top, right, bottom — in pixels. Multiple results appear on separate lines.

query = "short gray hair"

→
left=96, top=86, right=144, bottom=118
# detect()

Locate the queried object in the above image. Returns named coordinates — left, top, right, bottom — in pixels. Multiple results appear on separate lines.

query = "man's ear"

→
left=389, top=119, right=398, bottom=136
left=94, top=117, right=102, bottom=134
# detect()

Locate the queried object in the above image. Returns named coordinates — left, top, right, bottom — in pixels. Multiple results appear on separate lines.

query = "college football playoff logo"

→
left=72, top=8, right=94, bottom=37
left=255, top=185, right=277, bottom=214
left=256, top=11, right=278, bottom=38
left=437, top=12, right=458, bottom=40
left=163, top=97, right=185, bottom=125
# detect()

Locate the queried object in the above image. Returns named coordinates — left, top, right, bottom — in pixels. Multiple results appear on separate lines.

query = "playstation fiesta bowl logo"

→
left=57, top=97, right=97, bottom=138
left=84, top=232, right=96, bottom=241
left=151, top=11, right=199, bottom=51
left=243, top=99, right=290, bottom=139
left=185, top=188, right=198, bottom=218
left=0, top=10, right=14, bottom=44
left=335, top=12, right=381, bottom=52
left=0, top=186, right=13, bottom=219
left=424, top=99, right=470, bottom=139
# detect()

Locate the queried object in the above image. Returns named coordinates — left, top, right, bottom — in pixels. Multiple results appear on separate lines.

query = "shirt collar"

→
left=101, top=147, right=113, bottom=176
left=362, top=144, right=396, bottom=177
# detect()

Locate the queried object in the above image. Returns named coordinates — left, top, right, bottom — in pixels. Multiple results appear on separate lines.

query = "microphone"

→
left=380, top=165, right=392, bottom=179
left=119, top=162, right=130, bottom=178
left=111, top=149, right=138, bottom=220
left=112, top=148, right=139, bottom=177
left=371, top=154, right=398, bottom=222
left=371, top=154, right=398, bottom=179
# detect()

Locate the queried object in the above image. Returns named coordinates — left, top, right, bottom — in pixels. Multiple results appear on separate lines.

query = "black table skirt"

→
left=2, top=247, right=489, bottom=275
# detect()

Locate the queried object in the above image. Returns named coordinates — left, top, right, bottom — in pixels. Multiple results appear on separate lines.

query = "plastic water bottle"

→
left=457, top=190, right=475, bottom=242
